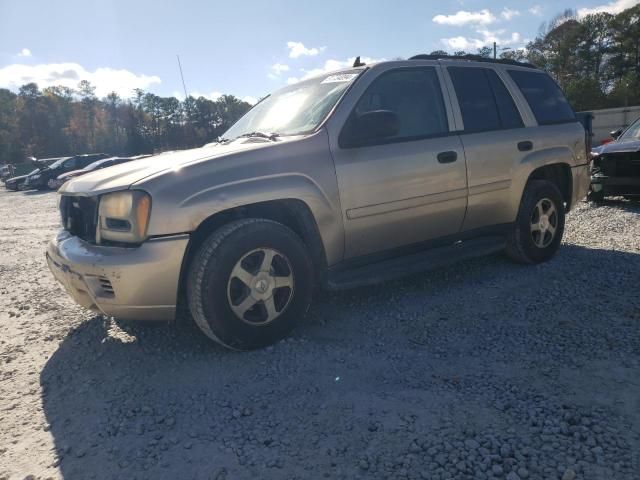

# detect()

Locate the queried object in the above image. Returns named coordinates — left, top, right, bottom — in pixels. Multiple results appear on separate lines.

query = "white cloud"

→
left=271, top=63, right=290, bottom=74
left=501, top=8, right=521, bottom=20
left=441, top=29, right=522, bottom=51
left=441, top=36, right=486, bottom=50
left=18, top=48, right=31, bottom=57
left=432, top=9, right=496, bottom=26
left=578, top=0, right=639, bottom=17
left=0, top=62, right=161, bottom=98
left=286, top=41, right=325, bottom=58
left=268, top=63, right=290, bottom=79
left=286, top=77, right=300, bottom=85
left=242, top=96, right=257, bottom=105
left=191, top=90, right=222, bottom=101
left=528, top=5, right=544, bottom=15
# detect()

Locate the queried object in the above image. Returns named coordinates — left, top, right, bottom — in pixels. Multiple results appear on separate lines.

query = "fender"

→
left=135, top=130, right=345, bottom=265
left=178, top=173, right=343, bottom=265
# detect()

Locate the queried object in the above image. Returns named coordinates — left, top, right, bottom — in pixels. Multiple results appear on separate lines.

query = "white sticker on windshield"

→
left=321, top=73, right=358, bottom=84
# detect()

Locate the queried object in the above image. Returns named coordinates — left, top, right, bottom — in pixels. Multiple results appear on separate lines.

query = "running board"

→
left=327, top=236, right=506, bottom=290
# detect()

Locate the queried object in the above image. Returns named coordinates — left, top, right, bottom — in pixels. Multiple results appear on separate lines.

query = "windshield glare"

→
left=619, top=118, right=640, bottom=141
left=222, top=70, right=362, bottom=139
left=47, top=158, right=68, bottom=169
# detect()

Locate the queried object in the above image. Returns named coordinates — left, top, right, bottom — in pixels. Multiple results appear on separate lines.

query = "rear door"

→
left=442, top=64, right=532, bottom=231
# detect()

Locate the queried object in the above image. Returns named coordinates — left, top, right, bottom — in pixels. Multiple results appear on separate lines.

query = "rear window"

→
left=449, top=67, right=523, bottom=133
left=508, top=70, right=575, bottom=125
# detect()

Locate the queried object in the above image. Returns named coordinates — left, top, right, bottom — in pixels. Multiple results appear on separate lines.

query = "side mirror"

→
left=610, top=128, right=623, bottom=140
left=348, top=110, right=399, bottom=145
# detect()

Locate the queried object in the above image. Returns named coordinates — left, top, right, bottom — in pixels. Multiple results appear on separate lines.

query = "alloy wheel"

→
left=226, top=248, right=294, bottom=325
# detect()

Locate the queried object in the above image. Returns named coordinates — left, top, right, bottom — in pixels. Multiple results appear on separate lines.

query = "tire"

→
left=506, top=180, right=565, bottom=264
left=187, top=218, right=313, bottom=350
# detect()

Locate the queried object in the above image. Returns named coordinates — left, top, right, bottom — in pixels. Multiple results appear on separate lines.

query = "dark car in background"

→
left=590, top=115, right=640, bottom=201
left=3, top=157, right=64, bottom=190
left=23, top=154, right=110, bottom=190
left=48, top=155, right=150, bottom=190
left=5, top=169, right=40, bottom=191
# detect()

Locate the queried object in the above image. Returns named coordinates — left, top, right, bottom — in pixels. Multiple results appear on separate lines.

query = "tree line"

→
left=1, top=4, right=639, bottom=165
left=0, top=81, right=252, bottom=164
left=438, top=4, right=640, bottom=112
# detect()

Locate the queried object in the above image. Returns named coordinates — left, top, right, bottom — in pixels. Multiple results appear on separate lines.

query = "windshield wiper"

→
left=236, top=131, right=280, bottom=141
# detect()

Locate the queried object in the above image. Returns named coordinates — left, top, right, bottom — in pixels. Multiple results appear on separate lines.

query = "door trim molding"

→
left=346, top=187, right=468, bottom=219
left=468, top=179, right=511, bottom=196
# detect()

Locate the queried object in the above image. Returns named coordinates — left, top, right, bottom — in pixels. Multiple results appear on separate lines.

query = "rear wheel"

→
left=506, top=180, right=565, bottom=264
left=187, top=218, right=313, bottom=350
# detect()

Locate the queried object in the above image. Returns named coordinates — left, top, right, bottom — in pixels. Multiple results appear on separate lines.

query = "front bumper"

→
left=48, top=178, right=64, bottom=190
left=46, top=230, right=189, bottom=321
left=591, top=173, right=640, bottom=195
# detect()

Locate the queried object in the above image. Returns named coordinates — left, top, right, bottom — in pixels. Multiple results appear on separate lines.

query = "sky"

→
left=0, top=0, right=638, bottom=104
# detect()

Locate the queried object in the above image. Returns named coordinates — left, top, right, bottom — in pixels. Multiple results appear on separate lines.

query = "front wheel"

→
left=506, top=180, right=565, bottom=264
left=187, top=218, right=313, bottom=350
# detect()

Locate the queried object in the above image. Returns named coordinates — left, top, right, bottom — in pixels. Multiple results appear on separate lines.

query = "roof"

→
left=409, top=54, right=537, bottom=69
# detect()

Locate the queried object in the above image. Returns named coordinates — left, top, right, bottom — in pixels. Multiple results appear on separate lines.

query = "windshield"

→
left=619, top=117, right=640, bottom=141
left=28, top=169, right=39, bottom=175
left=47, top=158, right=69, bottom=169
left=82, top=159, right=110, bottom=171
left=222, top=70, right=362, bottom=139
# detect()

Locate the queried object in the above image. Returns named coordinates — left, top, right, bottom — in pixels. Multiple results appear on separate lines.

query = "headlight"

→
left=97, top=190, right=152, bottom=244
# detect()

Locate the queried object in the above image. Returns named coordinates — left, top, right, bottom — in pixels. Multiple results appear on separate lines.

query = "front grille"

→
left=59, top=195, right=99, bottom=243
left=601, top=153, right=640, bottom=177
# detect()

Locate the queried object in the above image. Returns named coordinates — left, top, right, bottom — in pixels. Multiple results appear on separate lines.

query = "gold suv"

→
left=47, top=55, right=590, bottom=350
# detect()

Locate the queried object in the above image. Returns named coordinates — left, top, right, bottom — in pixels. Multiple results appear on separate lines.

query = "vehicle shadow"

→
left=589, top=196, right=640, bottom=213
left=23, top=189, right=54, bottom=196
left=40, top=244, right=640, bottom=479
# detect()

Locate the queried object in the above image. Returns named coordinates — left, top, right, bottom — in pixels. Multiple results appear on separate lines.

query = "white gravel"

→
left=0, top=189, right=639, bottom=480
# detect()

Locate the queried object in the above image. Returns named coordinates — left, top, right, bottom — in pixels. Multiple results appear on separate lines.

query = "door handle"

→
left=518, top=141, right=533, bottom=151
left=437, top=151, right=458, bottom=163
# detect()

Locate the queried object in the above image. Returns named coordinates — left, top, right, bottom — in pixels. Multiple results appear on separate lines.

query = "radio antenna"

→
left=176, top=54, right=189, bottom=100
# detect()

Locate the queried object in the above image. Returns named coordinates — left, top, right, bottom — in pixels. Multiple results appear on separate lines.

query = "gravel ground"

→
left=0, top=188, right=639, bottom=480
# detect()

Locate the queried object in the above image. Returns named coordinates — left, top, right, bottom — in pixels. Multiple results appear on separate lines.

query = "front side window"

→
left=448, top=67, right=523, bottom=133
left=508, top=70, right=575, bottom=126
left=341, top=67, right=449, bottom=146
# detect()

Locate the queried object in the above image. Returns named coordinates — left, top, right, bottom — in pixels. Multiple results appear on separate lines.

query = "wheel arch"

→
left=528, top=163, right=573, bottom=210
left=517, top=147, right=575, bottom=212
left=177, top=198, right=329, bottom=312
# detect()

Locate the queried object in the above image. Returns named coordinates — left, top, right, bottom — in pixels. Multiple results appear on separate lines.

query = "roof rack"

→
left=409, top=54, right=537, bottom=69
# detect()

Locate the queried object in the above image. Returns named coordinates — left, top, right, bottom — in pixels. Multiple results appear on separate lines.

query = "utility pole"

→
left=493, top=42, right=497, bottom=59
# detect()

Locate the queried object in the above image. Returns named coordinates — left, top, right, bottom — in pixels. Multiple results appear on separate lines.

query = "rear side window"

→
left=508, top=70, right=575, bottom=125
left=448, top=67, right=523, bottom=133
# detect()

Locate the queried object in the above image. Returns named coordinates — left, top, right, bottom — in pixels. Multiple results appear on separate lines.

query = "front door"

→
left=329, top=65, right=468, bottom=258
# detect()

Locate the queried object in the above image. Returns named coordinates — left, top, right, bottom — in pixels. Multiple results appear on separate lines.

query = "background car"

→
left=23, top=154, right=109, bottom=190
left=5, top=168, right=40, bottom=191
left=590, top=115, right=640, bottom=201
left=49, top=155, right=150, bottom=189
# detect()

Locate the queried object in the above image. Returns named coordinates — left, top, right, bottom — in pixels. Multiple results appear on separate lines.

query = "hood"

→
left=7, top=174, right=29, bottom=183
left=57, top=169, right=85, bottom=181
left=593, top=139, right=640, bottom=155
left=60, top=139, right=285, bottom=195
